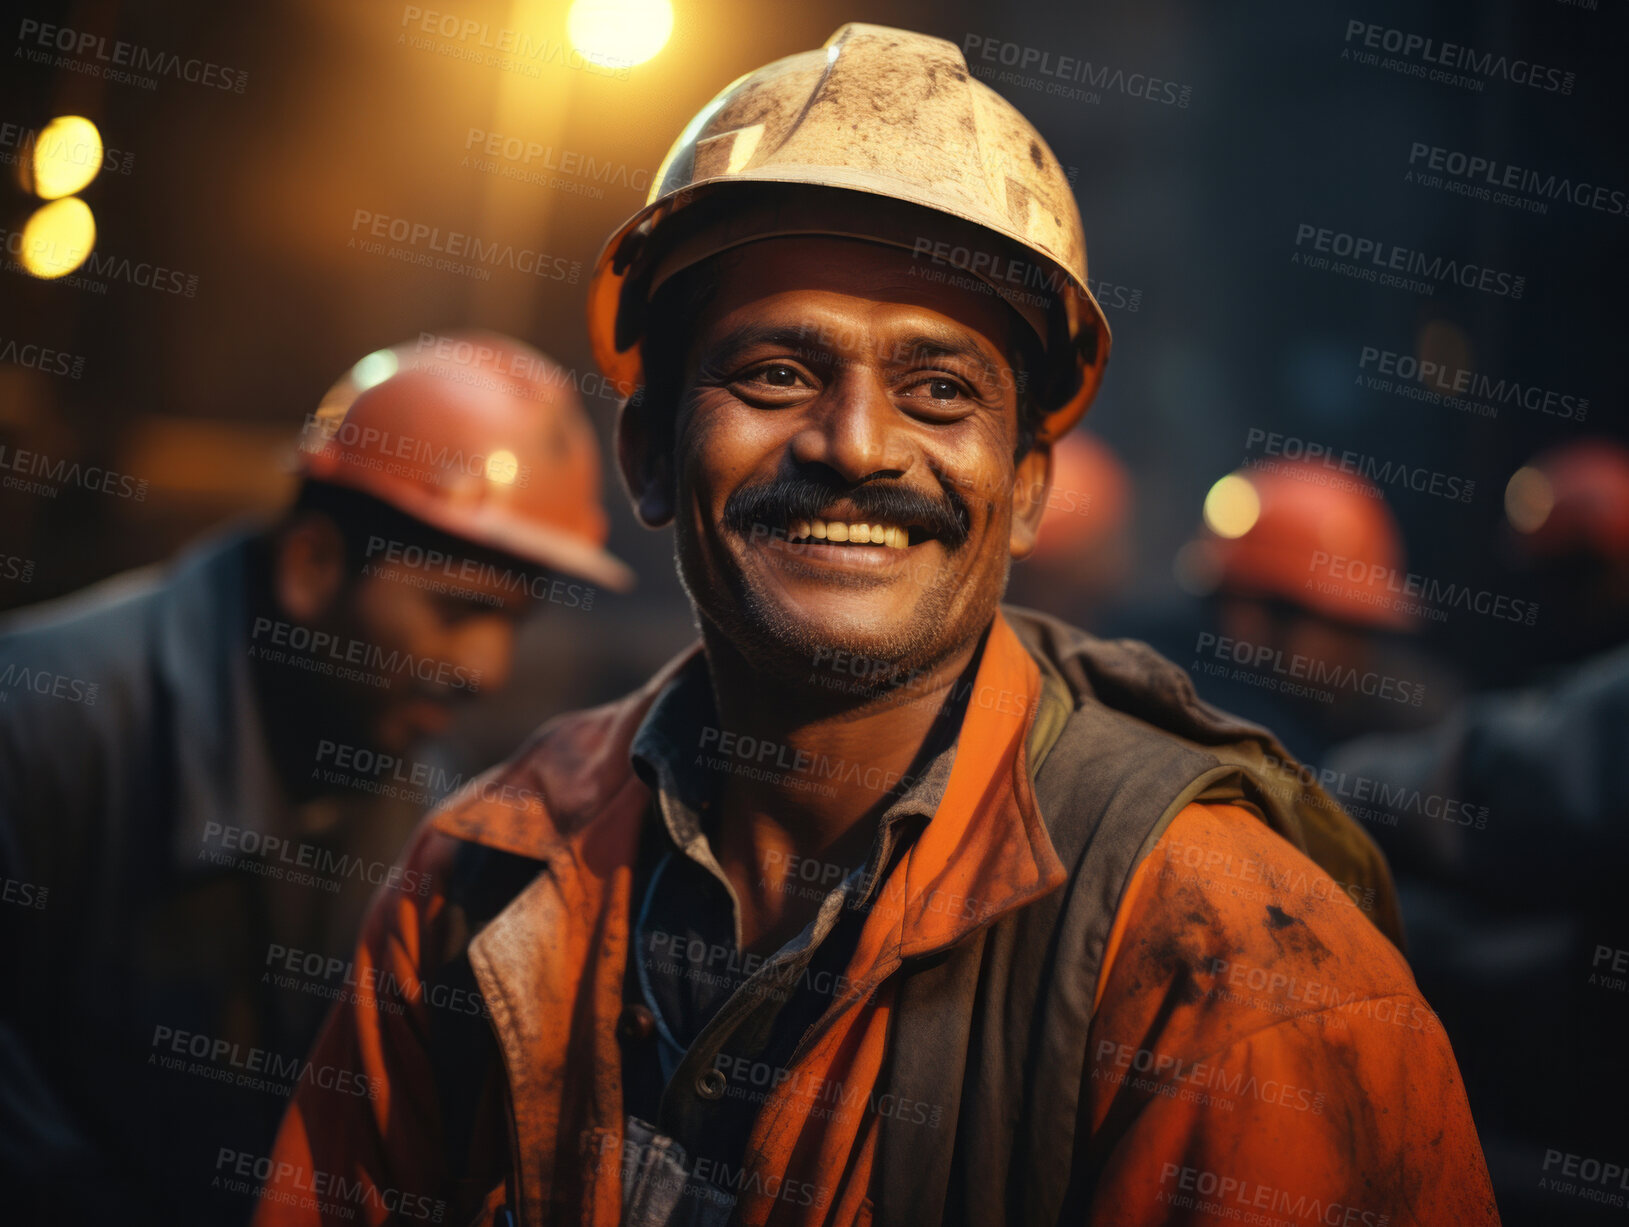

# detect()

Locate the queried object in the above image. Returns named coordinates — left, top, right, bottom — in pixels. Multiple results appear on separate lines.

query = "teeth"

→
left=787, top=517, right=912, bottom=549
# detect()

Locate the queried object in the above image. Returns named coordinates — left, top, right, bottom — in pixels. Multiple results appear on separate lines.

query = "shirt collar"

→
left=628, top=650, right=961, bottom=899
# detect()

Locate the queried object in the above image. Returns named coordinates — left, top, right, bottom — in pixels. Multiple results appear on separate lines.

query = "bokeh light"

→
left=567, top=0, right=673, bottom=68
left=29, top=116, right=103, bottom=200
left=1202, top=473, right=1262, bottom=539
left=19, top=196, right=95, bottom=279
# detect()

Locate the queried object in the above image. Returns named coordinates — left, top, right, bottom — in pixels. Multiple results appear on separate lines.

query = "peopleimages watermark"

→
left=641, top=927, right=857, bottom=1006
left=0, top=554, right=36, bottom=585
left=461, top=128, right=650, bottom=198
left=1341, top=20, right=1576, bottom=95
left=1243, top=427, right=1476, bottom=505
left=248, top=616, right=482, bottom=692
left=0, top=118, right=135, bottom=178
left=0, top=225, right=201, bottom=298
left=300, top=410, right=535, bottom=488
left=1356, top=345, right=1588, bottom=423
left=313, top=738, right=541, bottom=814
left=2, top=876, right=48, bottom=909
left=1159, top=833, right=1380, bottom=915
left=963, top=34, right=1192, bottom=108
left=1306, top=551, right=1538, bottom=629
left=711, top=1051, right=945, bottom=1129
left=348, top=209, right=582, bottom=283
left=1590, top=945, right=1628, bottom=994
left=214, top=1148, right=447, bottom=1222
left=0, top=661, right=98, bottom=706
left=0, top=443, right=147, bottom=502
left=362, top=537, right=597, bottom=612
left=1158, top=1163, right=1392, bottom=1227
left=1191, top=631, right=1426, bottom=708
left=581, top=1127, right=830, bottom=1213
left=1406, top=142, right=1624, bottom=221
left=1203, top=954, right=1442, bottom=1035
left=397, top=5, right=631, bottom=80
left=198, top=820, right=434, bottom=897
left=150, top=1024, right=377, bottom=1099
left=1258, top=751, right=1489, bottom=833
left=263, top=941, right=489, bottom=1020
left=1292, top=223, right=1525, bottom=300
left=411, top=330, right=635, bottom=405
left=0, top=336, right=85, bottom=380
left=1093, top=1040, right=1326, bottom=1114
left=13, top=18, right=249, bottom=93
left=1539, top=1148, right=1629, bottom=1209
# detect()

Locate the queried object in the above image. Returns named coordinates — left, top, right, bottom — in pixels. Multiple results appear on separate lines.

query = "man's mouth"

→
left=785, top=515, right=925, bottom=550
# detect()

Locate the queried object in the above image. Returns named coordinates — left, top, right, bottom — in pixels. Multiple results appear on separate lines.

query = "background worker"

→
left=0, top=332, right=631, bottom=1224
left=1164, top=458, right=1452, bottom=762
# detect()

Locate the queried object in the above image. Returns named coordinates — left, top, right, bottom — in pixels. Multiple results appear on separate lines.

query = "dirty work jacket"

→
left=254, top=607, right=1498, bottom=1226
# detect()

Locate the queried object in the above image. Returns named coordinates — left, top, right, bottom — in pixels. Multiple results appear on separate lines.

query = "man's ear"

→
left=617, top=391, right=676, bottom=528
left=1009, top=443, right=1053, bottom=560
left=273, top=512, right=348, bottom=623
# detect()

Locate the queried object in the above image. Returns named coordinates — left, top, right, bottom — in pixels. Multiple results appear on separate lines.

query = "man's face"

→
left=320, top=551, right=533, bottom=752
left=662, top=236, right=1046, bottom=682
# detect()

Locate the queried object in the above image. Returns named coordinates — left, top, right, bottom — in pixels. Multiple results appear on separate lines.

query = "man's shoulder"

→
left=1098, top=801, right=1425, bottom=1049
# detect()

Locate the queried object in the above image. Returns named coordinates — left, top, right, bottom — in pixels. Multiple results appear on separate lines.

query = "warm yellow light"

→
left=567, top=0, right=673, bottom=68
left=30, top=116, right=103, bottom=200
left=19, top=197, right=95, bottom=279
left=1203, top=474, right=1262, bottom=539
left=1505, top=466, right=1555, bottom=534
left=486, top=448, right=520, bottom=485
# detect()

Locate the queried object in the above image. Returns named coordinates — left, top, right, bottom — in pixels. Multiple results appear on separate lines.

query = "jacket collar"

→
left=432, top=611, right=1067, bottom=954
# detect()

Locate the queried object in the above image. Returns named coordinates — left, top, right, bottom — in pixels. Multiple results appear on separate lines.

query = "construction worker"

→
left=1171, top=459, right=1444, bottom=761
left=1324, top=439, right=1629, bottom=1222
left=259, top=26, right=1497, bottom=1226
left=0, top=332, right=631, bottom=1224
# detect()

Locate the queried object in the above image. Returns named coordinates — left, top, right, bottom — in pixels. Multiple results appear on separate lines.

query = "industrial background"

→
left=1, top=1, right=1624, bottom=1222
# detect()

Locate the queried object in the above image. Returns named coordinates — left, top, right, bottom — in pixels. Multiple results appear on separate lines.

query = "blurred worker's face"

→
left=629, top=236, right=1049, bottom=681
left=345, top=556, right=530, bottom=750
left=275, top=522, right=533, bottom=752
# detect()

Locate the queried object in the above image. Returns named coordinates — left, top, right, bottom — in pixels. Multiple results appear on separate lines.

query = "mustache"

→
left=721, top=474, right=971, bottom=549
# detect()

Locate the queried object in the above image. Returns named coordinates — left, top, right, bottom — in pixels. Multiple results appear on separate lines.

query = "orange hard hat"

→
left=1506, top=438, right=1629, bottom=561
left=588, top=22, right=1111, bottom=444
left=298, top=332, right=634, bottom=592
left=1030, top=431, right=1131, bottom=562
left=1181, top=461, right=1412, bottom=631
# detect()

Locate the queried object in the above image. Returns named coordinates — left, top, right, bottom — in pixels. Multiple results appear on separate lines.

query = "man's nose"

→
left=787, top=370, right=911, bottom=483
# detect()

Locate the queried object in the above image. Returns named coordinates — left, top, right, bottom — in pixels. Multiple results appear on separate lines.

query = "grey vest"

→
left=872, top=607, right=1402, bottom=1225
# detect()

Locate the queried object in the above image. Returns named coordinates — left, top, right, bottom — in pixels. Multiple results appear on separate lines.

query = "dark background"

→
left=2, top=1, right=1624, bottom=1222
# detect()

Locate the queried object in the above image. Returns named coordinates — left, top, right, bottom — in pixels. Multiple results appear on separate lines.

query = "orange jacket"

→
left=254, top=612, right=1498, bottom=1226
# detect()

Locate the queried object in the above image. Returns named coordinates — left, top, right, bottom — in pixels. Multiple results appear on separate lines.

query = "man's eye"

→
left=909, top=377, right=966, bottom=401
left=747, top=364, right=802, bottom=387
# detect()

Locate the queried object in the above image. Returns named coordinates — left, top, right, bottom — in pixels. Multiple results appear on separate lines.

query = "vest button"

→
left=616, top=1004, right=656, bottom=1044
left=695, top=1068, right=727, bottom=1100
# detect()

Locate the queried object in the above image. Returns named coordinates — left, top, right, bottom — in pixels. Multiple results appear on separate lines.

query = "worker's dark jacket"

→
left=0, top=531, right=325, bottom=1225
left=257, top=607, right=1498, bottom=1225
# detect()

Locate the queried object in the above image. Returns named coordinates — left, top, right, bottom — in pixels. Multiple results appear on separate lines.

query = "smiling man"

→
left=257, top=25, right=1498, bottom=1227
